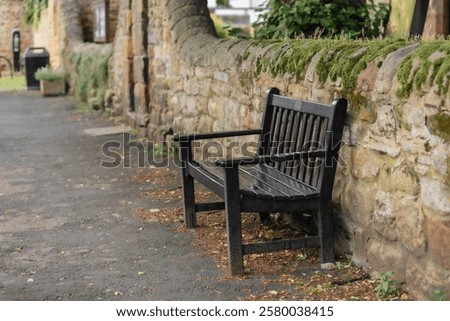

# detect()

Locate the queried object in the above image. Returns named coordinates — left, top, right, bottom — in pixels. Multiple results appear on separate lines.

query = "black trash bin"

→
left=24, top=47, right=49, bottom=90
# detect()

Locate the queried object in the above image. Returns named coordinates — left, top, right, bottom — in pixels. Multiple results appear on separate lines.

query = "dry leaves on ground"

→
left=132, top=166, right=404, bottom=301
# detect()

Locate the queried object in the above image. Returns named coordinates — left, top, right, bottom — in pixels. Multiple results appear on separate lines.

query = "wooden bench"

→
left=174, top=87, right=347, bottom=275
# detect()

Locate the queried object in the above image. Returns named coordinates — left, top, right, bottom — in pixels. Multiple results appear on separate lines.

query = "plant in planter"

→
left=34, top=67, right=66, bottom=96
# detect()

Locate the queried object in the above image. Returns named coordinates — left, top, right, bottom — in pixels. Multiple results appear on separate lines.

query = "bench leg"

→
left=259, top=212, right=270, bottom=224
left=318, top=201, right=335, bottom=263
left=224, top=167, right=244, bottom=275
left=182, top=170, right=197, bottom=229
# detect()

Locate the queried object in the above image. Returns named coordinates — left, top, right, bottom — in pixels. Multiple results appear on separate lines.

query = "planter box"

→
left=40, top=79, right=65, bottom=96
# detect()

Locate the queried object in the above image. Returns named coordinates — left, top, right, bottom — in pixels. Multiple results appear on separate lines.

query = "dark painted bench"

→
left=174, top=88, right=347, bottom=275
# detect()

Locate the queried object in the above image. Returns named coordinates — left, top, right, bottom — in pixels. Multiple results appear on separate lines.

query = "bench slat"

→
left=200, top=163, right=318, bottom=200
left=242, top=165, right=318, bottom=199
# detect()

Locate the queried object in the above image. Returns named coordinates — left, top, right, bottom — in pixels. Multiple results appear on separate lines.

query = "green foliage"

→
left=34, top=67, right=65, bottom=82
left=211, top=14, right=243, bottom=39
left=69, top=52, right=109, bottom=109
left=216, top=0, right=231, bottom=7
left=0, top=75, right=26, bottom=91
left=153, top=142, right=178, bottom=158
left=375, top=271, right=398, bottom=299
left=24, top=0, right=48, bottom=27
left=431, top=290, right=446, bottom=301
left=427, top=112, right=450, bottom=142
left=397, top=40, right=450, bottom=99
left=251, top=38, right=411, bottom=96
left=253, top=0, right=390, bottom=40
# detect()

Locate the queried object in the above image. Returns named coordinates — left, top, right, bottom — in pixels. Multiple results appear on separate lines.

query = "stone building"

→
left=0, top=0, right=33, bottom=73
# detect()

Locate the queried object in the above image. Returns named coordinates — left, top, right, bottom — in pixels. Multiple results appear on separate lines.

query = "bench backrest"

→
left=258, top=88, right=347, bottom=199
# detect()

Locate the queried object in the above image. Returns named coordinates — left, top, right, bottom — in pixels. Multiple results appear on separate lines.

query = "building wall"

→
left=0, top=0, right=33, bottom=72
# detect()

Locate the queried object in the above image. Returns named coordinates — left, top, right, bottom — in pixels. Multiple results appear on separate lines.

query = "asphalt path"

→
left=0, top=91, right=272, bottom=301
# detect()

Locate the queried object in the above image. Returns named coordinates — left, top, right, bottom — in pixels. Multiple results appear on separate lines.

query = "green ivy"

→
left=24, top=0, right=48, bottom=27
left=69, top=52, right=109, bottom=109
left=253, top=0, right=390, bottom=40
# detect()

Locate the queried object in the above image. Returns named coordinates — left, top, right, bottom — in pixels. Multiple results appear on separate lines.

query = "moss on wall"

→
left=69, top=51, right=109, bottom=109
left=397, top=40, right=450, bottom=99
left=251, top=38, right=412, bottom=96
left=428, top=112, right=450, bottom=142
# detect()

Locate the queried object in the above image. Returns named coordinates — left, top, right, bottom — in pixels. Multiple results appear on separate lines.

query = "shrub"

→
left=253, top=0, right=390, bottom=40
left=34, top=67, right=65, bottom=82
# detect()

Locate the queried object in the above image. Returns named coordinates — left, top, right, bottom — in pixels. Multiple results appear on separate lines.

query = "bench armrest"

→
left=215, top=150, right=326, bottom=167
left=174, top=129, right=262, bottom=142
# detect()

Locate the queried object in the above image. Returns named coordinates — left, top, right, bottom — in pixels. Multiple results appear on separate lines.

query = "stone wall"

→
left=0, top=0, right=33, bottom=71
left=116, top=0, right=448, bottom=299
left=33, top=0, right=120, bottom=70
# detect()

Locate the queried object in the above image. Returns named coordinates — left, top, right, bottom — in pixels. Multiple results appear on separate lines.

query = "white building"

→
left=207, top=0, right=267, bottom=27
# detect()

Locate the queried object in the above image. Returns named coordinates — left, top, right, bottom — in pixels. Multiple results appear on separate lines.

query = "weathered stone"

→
left=132, top=23, right=147, bottom=56
left=375, top=43, right=420, bottom=94
left=372, top=191, right=398, bottom=241
left=342, top=181, right=374, bottom=227
left=371, top=104, right=397, bottom=136
left=133, top=83, right=148, bottom=114
left=396, top=197, right=426, bottom=255
left=356, top=61, right=379, bottom=92
left=135, top=113, right=149, bottom=127
left=367, top=239, right=408, bottom=280
left=305, top=53, right=322, bottom=83
left=387, top=161, right=420, bottom=196
left=365, top=137, right=401, bottom=158
left=428, top=220, right=450, bottom=270
left=350, top=148, right=381, bottom=179
left=405, top=258, right=450, bottom=300
left=403, top=103, right=425, bottom=128
left=133, top=55, right=149, bottom=85
left=420, top=178, right=450, bottom=215
left=214, top=71, right=229, bottom=83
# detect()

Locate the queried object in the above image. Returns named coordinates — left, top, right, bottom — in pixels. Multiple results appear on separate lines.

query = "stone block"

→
left=352, top=225, right=370, bottom=267
left=133, top=55, right=149, bottom=85
left=367, top=239, right=408, bottom=280
left=372, top=191, right=398, bottom=241
left=387, top=161, right=420, bottom=196
left=132, top=0, right=146, bottom=24
left=420, top=178, right=450, bottom=215
left=428, top=220, right=450, bottom=270
left=132, top=23, right=147, bottom=56
left=342, top=181, right=374, bottom=227
left=375, top=43, right=419, bottom=94
left=133, top=83, right=149, bottom=114
left=405, top=258, right=450, bottom=300
left=396, top=197, right=426, bottom=255
left=356, top=61, right=379, bottom=92
left=350, top=148, right=381, bottom=179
